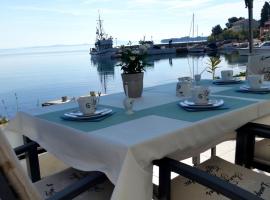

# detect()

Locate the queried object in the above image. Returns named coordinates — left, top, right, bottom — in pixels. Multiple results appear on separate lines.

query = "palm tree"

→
left=245, top=0, right=254, bottom=54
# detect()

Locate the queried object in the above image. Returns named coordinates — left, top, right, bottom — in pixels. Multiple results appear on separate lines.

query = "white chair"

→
left=0, top=128, right=114, bottom=200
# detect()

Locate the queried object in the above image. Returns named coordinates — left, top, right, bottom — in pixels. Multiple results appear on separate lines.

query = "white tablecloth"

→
left=6, top=83, right=270, bottom=200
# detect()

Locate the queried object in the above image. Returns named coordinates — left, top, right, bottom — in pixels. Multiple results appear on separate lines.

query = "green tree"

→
left=211, top=25, right=223, bottom=36
left=260, top=2, right=270, bottom=27
left=226, top=17, right=244, bottom=28
left=221, top=30, right=238, bottom=40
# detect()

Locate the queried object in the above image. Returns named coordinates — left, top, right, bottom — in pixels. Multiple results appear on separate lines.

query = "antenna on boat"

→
left=96, top=10, right=105, bottom=40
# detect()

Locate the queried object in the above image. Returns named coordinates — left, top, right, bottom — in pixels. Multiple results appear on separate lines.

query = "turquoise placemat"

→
left=37, top=97, right=257, bottom=132
left=144, top=96, right=255, bottom=122
left=214, top=87, right=270, bottom=100
left=203, top=79, right=247, bottom=89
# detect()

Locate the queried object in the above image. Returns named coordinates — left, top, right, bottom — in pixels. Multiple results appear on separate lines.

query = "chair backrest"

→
left=0, top=128, right=42, bottom=200
left=247, top=54, right=270, bottom=80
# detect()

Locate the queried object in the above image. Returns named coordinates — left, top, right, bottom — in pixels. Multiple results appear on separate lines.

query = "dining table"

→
left=5, top=80, right=270, bottom=200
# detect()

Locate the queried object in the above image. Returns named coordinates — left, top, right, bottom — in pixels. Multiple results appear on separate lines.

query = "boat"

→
left=237, top=41, right=270, bottom=56
left=90, top=14, right=118, bottom=57
left=138, top=39, right=176, bottom=55
left=218, top=43, right=238, bottom=54
left=42, top=96, right=75, bottom=107
left=188, top=44, right=205, bottom=53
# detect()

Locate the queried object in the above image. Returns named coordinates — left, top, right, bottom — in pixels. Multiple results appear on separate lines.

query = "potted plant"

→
left=119, top=47, right=149, bottom=98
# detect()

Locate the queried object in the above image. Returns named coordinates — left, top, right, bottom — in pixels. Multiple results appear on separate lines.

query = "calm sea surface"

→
left=0, top=45, right=247, bottom=117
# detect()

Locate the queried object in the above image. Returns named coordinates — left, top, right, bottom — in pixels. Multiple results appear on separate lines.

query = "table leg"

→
left=211, top=147, right=216, bottom=157
left=192, top=155, right=200, bottom=166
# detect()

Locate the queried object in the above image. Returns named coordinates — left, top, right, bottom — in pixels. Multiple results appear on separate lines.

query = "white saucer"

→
left=240, top=85, right=270, bottom=92
left=179, top=99, right=224, bottom=109
left=213, top=78, right=241, bottom=83
left=64, top=108, right=112, bottom=119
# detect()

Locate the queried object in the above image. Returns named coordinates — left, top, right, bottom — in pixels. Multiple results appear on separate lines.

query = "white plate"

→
left=240, top=85, right=270, bottom=92
left=179, top=99, right=224, bottom=109
left=64, top=108, right=112, bottom=119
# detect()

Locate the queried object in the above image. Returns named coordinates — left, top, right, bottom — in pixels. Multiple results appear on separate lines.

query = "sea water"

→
left=0, top=45, right=247, bottom=117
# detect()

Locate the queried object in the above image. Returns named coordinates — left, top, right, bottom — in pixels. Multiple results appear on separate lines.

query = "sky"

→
left=0, top=0, right=267, bottom=49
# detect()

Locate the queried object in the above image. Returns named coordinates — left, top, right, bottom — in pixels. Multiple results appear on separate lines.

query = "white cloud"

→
left=12, top=5, right=91, bottom=16
left=130, top=0, right=212, bottom=6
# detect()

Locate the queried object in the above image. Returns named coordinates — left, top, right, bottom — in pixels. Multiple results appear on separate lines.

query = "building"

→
left=260, top=20, right=270, bottom=40
left=231, top=18, right=259, bottom=32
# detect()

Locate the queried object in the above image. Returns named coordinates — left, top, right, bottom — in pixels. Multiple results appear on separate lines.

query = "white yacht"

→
left=188, top=44, right=205, bottom=53
left=139, top=40, right=176, bottom=55
left=90, top=14, right=118, bottom=57
left=237, top=41, right=270, bottom=56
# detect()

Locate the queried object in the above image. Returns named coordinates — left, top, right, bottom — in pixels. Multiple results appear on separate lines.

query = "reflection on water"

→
left=91, top=51, right=248, bottom=95
left=224, top=53, right=248, bottom=66
left=0, top=45, right=247, bottom=117
left=91, top=57, right=117, bottom=94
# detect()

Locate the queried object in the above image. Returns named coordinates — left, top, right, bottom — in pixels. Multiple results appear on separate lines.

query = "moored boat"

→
left=188, top=44, right=205, bottom=53
left=237, top=41, right=270, bottom=56
left=139, top=40, right=176, bottom=55
left=90, top=14, right=118, bottom=57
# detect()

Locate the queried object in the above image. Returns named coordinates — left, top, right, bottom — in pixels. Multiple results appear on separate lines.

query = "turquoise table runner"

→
left=214, top=87, right=270, bottom=100
left=38, top=96, right=257, bottom=132
left=206, top=79, right=270, bottom=100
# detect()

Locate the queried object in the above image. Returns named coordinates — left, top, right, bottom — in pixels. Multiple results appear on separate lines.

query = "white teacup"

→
left=176, top=77, right=192, bottom=97
left=247, top=74, right=264, bottom=89
left=77, top=96, right=99, bottom=115
left=191, top=86, right=210, bottom=104
left=221, top=70, right=233, bottom=80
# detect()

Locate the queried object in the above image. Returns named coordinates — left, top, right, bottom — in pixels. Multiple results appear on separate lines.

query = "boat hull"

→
left=90, top=48, right=118, bottom=57
left=237, top=48, right=270, bottom=56
left=188, top=47, right=205, bottom=53
left=146, top=48, right=176, bottom=55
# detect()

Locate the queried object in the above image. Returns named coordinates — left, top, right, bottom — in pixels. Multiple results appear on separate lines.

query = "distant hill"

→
left=161, top=36, right=208, bottom=43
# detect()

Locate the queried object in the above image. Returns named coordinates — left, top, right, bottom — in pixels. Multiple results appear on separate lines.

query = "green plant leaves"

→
left=206, top=56, right=221, bottom=80
left=118, top=48, right=149, bottom=74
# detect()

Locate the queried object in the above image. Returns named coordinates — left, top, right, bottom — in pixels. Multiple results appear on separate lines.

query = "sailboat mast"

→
left=192, top=13, right=194, bottom=42
left=197, top=25, right=198, bottom=38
